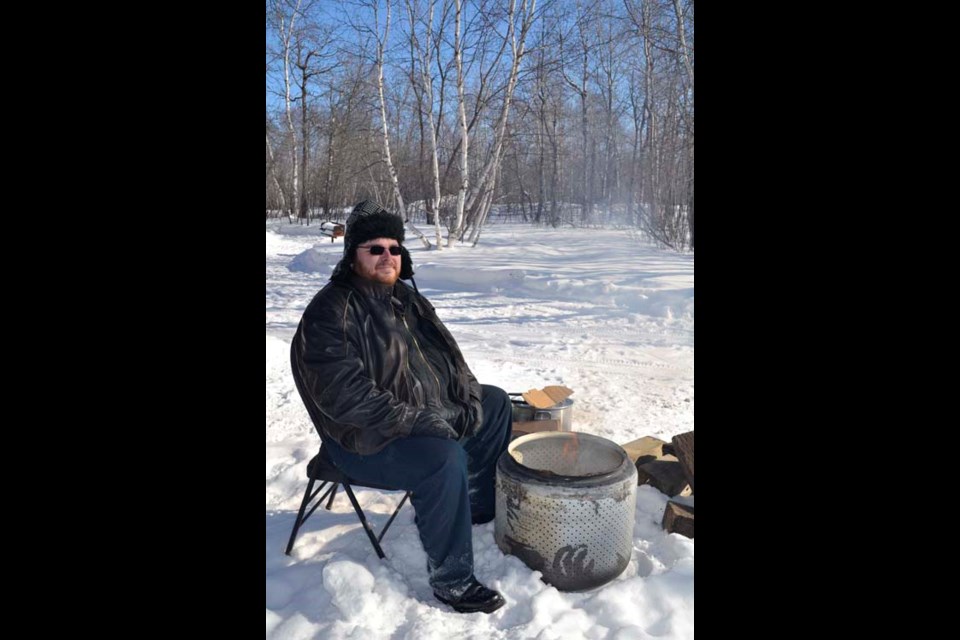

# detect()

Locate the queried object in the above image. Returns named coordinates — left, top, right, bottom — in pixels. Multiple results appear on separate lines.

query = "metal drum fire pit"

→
left=495, top=431, right=637, bottom=591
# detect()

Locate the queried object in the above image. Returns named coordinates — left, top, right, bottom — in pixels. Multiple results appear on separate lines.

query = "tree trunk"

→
left=266, top=131, right=288, bottom=218
left=468, top=187, right=494, bottom=245
left=450, top=0, right=469, bottom=247
left=535, top=37, right=547, bottom=224
left=627, top=72, right=640, bottom=225
left=298, top=60, right=311, bottom=224
left=536, top=94, right=545, bottom=224
left=642, top=0, right=657, bottom=235
left=374, top=0, right=430, bottom=247
left=415, top=0, right=444, bottom=248
left=323, top=115, right=336, bottom=220
left=672, top=0, right=694, bottom=87
left=459, top=0, right=535, bottom=244
left=549, top=109, right=560, bottom=226
left=279, top=1, right=302, bottom=226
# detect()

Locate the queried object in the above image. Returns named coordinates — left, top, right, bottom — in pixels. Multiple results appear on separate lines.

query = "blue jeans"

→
left=324, top=384, right=512, bottom=597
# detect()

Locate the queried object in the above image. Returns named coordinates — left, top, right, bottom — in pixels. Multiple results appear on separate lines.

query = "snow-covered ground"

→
left=266, top=218, right=694, bottom=639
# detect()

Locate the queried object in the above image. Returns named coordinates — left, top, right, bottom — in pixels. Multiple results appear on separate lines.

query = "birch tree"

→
left=268, top=0, right=305, bottom=223
left=371, top=0, right=431, bottom=247
left=292, top=24, right=336, bottom=223
left=450, top=0, right=469, bottom=246
left=266, top=116, right=288, bottom=217
left=559, top=1, right=597, bottom=225
left=405, top=0, right=445, bottom=248
left=673, top=0, right=693, bottom=248
left=461, top=0, right=537, bottom=245
left=264, top=0, right=693, bottom=251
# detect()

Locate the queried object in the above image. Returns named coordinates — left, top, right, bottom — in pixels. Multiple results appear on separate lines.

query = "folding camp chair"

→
left=284, top=444, right=411, bottom=559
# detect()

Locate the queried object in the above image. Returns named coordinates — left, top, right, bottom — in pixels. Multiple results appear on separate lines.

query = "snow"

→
left=266, top=218, right=694, bottom=639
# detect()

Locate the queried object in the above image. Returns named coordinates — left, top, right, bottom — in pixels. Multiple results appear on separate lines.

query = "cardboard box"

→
left=510, top=385, right=573, bottom=440
left=521, top=385, right=574, bottom=409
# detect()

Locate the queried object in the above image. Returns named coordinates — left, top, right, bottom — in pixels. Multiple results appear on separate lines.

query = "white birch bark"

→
left=375, top=0, right=431, bottom=247
left=448, top=0, right=470, bottom=247
left=424, top=1, right=444, bottom=249
left=407, top=0, right=445, bottom=248
left=274, top=0, right=302, bottom=222
left=266, top=132, right=288, bottom=219
left=672, top=0, right=693, bottom=88
left=461, top=0, right=535, bottom=243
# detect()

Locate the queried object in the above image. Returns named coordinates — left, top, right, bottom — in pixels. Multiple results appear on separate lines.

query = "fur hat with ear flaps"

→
left=331, top=200, right=414, bottom=281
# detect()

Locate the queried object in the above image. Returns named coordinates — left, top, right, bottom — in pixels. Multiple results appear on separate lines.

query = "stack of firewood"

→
left=620, top=431, right=694, bottom=539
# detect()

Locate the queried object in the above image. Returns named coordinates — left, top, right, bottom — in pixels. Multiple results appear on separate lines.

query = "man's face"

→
left=352, top=237, right=402, bottom=285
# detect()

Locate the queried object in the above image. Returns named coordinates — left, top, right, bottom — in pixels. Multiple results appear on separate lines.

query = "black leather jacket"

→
left=290, top=273, right=483, bottom=455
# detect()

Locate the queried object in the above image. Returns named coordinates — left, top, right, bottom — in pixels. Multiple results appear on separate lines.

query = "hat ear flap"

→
left=399, top=246, right=414, bottom=279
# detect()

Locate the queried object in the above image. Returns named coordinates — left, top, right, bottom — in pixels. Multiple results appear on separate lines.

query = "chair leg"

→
left=285, top=477, right=317, bottom=556
left=287, top=474, right=409, bottom=560
left=342, top=483, right=387, bottom=559
left=377, top=491, right=411, bottom=544
left=285, top=479, right=339, bottom=556
left=325, top=483, right=338, bottom=510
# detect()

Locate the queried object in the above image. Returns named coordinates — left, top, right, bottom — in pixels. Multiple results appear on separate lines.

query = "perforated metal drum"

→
left=494, top=431, right=637, bottom=591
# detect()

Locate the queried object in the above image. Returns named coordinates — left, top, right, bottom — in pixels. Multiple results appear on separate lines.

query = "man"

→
left=290, top=200, right=511, bottom=614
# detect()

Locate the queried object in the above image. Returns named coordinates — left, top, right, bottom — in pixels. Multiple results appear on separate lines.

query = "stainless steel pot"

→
left=510, top=396, right=574, bottom=431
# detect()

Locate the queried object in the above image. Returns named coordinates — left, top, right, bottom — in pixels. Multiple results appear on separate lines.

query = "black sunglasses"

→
left=356, top=245, right=402, bottom=256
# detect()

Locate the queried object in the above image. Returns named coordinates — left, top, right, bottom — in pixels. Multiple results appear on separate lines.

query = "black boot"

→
left=434, top=577, right=506, bottom=614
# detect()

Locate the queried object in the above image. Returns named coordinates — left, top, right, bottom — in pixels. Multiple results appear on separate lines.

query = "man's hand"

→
left=410, top=411, right=458, bottom=440
left=460, top=401, right=484, bottom=439
left=437, top=404, right=462, bottom=427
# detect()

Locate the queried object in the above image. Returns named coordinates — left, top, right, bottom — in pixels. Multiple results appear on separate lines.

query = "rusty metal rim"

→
left=499, top=431, right=631, bottom=486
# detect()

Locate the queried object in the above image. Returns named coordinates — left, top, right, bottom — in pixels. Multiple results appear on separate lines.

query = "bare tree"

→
left=528, top=8, right=565, bottom=227
left=463, top=0, right=537, bottom=245
left=626, top=67, right=643, bottom=225
left=370, top=0, right=431, bottom=246
left=672, top=0, right=693, bottom=88
left=620, top=0, right=692, bottom=250
left=269, top=0, right=305, bottom=223
left=266, top=115, right=288, bottom=217
left=292, top=22, right=336, bottom=223
left=305, top=47, right=374, bottom=221
left=450, top=0, right=470, bottom=246
left=559, top=0, right=597, bottom=225
left=673, top=0, right=693, bottom=249
left=265, top=0, right=693, bottom=251
left=592, top=1, right=630, bottom=214
left=405, top=0, right=446, bottom=247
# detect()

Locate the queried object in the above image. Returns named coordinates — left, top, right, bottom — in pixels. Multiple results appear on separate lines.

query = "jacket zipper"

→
left=401, top=314, right=443, bottom=402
